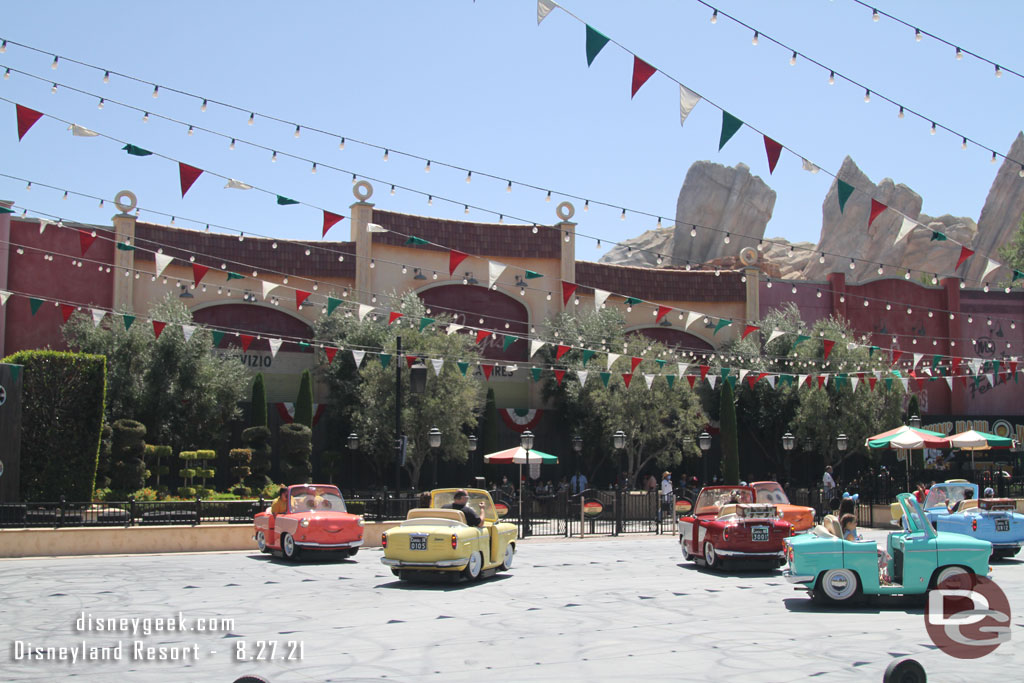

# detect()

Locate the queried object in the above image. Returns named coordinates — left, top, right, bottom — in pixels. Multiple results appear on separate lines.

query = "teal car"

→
left=783, top=493, right=991, bottom=605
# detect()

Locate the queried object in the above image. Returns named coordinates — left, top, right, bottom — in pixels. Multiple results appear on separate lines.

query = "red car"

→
left=253, top=484, right=364, bottom=561
left=678, top=485, right=792, bottom=570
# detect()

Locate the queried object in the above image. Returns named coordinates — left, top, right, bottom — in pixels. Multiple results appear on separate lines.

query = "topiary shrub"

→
left=1, top=350, right=106, bottom=501
left=294, top=369, right=314, bottom=428
left=279, top=423, right=312, bottom=483
left=260, top=481, right=287, bottom=500
left=251, top=373, right=268, bottom=428
left=242, top=426, right=272, bottom=491
left=229, top=448, right=253, bottom=496
left=178, top=450, right=197, bottom=497
left=144, top=444, right=172, bottom=491
left=195, top=449, right=216, bottom=496
left=110, top=419, right=147, bottom=497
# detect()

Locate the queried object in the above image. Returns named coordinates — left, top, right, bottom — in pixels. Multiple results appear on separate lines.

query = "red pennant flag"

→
left=630, top=356, right=643, bottom=373
left=817, top=375, right=827, bottom=389
left=475, top=329, right=491, bottom=345
left=562, top=281, right=577, bottom=305
left=554, top=369, right=566, bottom=386
left=868, top=199, right=887, bottom=227
left=951, top=357, right=962, bottom=376
left=239, top=333, right=254, bottom=351
left=16, top=105, right=43, bottom=141
left=295, top=290, right=311, bottom=310
left=686, top=375, right=696, bottom=389
left=555, top=344, right=571, bottom=360
left=622, top=373, right=633, bottom=388
left=449, top=250, right=469, bottom=275
left=655, top=305, right=672, bottom=323
left=869, top=377, right=877, bottom=391
left=192, top=263, right=209, bottom=287
left=481, top=364, right=494, bottom=380
left=804, top=375, right=814, bottom=387
left=405, top=355, right=418, bottom=368
left=955, top=246, right=974, bottom=270
left=763, top=136, right=783, bottom=174
left=631, top=56, right=657, bottom=98
left=153, top=321, right=167, bottom=339
left=1010, top=360, right=1018, bottom=376
left=748, top=372, right=769, bottom=390
left=78, top=229, right=97, bottom=256
left=60, top=304, right=75, bottom=323
left=959, top=375, right=968, bottom=388
left=823, top=339, right=835, bottom=360
left=909, top=371, right=923, bottom=391
left=858, top=372, right=866, bottom=382
left=741, top=324, right=759, bottom=340
left=178, top=162, right=203, bottom=198
left=892, top=349, right=903, bottom=365
left=322, top=211, right=344, bottom=237
left=388, top=311, right=403, bottom=325
left=325, top=347, right=338, bottom=364
left=699, top=365, right=710, bottom=381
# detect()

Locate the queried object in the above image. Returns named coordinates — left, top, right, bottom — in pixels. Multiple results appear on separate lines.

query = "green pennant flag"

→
left=666, top=375, right=675, bottom=389
left=404, top=236, right=430, bottom=246
left=1013, top=270, right=1024, bottom=282
left=600, top=372, right=611, bottom=387
left=212, top=331, right=225, bottom=346
left=655, top=359, right=666, bottom=369
left=503, top=335, right=517, bottom=351
left=780, top=374, right=794, bottom=386
left=835, top=373, right=847, bottom=389
left=720, top=368, right=730, bottom=380
left=298, top=341, right=311, bottom=350
left=726, top=376, right=735, bottom=390
left=719, top=112, right=743, bottom=151
left=713, top=318, right=732, bottom=335
left=29, top=298, right=43, bottom=315
left=0, top=206, right=13, bottom=214
left=869, top=345, right=879, bottom=357
left=122, top=144, right=152, bottom=156
left=276, top=195, right=299, bottom=206
left=794, top=334, right=810, bottom=347
left=123, top=314, right=136, bottom=330
left=418, top=316, right=435, bottom=332
left=116, top=242, right=136, bottom=251
left=992, top=360, right=1001, bottom=376
left=891, top=369, right=903, bottom=378
left=624, top=297, right=643, bottom=306
left=582, top=349, right=595, bottom=367
left=380, top=353, right=391, bottom=369
left=932, top=354, right=941, bottom=371
left=458, top=361, right=470, bottom=377
left=531, top=367, right=542, bottom=382
left=327, top=297, right=343, bottom=316
left=973, top=375, right=980, bottom=389
left=837, top=180, right=854, bottom=213
left=585, top=25, right=610, bottom=66
left=525, top=270, right=543, bottom=279
left=930, top=231, right=948, bottom=242
left=8, top=365, right=20, bottom=382
left=226, top=272, right=244, bottom=281
left=885, top=377, right=893, bottom=390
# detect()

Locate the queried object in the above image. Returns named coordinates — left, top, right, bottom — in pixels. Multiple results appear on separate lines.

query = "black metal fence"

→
left=0, top=497, right=265, bottom=529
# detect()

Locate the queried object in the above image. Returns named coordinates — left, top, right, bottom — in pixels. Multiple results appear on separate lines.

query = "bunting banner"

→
left=763, top=136, right=782, bottom=174
left=60, top=304, right=75, bottom=323
left=447, top=323, right=463, bottom=336
left=630, top=56, right=656, bottom=98
left=153, top=321, right=167, bottom=340
left=655, top=305, right=672, bottom=323
left=622, top=373, right=633, bottom=388
left=823, top=339, right=835, bottom=360
left=357, top=304, right=374, bottom=321
left=123, top=314, right=135, bottom=330
left=481, top=364, right=494, bottom=381
left=679, top=85, right=701, bottom=127
left=554, top=369, right=566, bottom=386
left=68, top=123, right=98, bottom=137
left=449, top=250, right=469, bottom=275
left=766, top=329, right=785, bottom=345
left=15, top=105, right=43, bottom=141
left=419, top=316, right=435, bottom=332
left=607, top=352, right=620, bottom=371
left=895, top=216, right=917, bottom=243
left=182, top=324, right=196, bottom=343
left=868, top=199, right=887, bottom=227
left=388, top=311, right=403, bottom=325
left=192, top=263, right=209, bottom=287
left=630, top=356, right=643, bottom=373
left=678, top=363, right=689, bottom=377
left=537, top=0, right=557, bottom=25
left=324, top=347, right=338, bottom=365
left=593, top=288, right=610, bottom=311
left=582, top=349, right=595, bottom=366
left=502, top=335, right=516, bottom=352
left=556, top=344, right=571, bottom=360
left=268, top=338, right=282, bottom=357
left=90, top=308, right=105, bottom=326
left=955, top=245, right=974, bottom=270
left=719, top=112, right=742, bottom=150
left=837, top=180, right=854, bottom=213
left=684, top=311, right=702, bottom=329
left=562, top=281, right=577, bottom=305
left=585, top=25, right=610, bottom=66
left=295, top=290, right=311, bottom=310
left=224, top=179, right=253, bottom=190
left=37, top=219, right=50, bottom=235
left=154, top=253, right=174, bottom=278
left=981, top=258, right=1001, bottom=282
left=178, top=163, right=203, bottom=198
left=380, top=354, right=391, bottom=369
left=366, top=223, right=388, bottom=233
left=530, top=339, right=545, bottom=358
left=352, top=350, right=365, bottom=367
left=741, top=324, right=759, bottom=340
left=475, top=329, right=491, bottom=345
left=78, top=230, right=97, bottom=256
left=431, top=358, right=444, bottom=376
left=488, top=262, right=506, bottom=289
left=801, top=158, right=820, bottom=174
left=276, top=196, right=298, bottom=206
left=122, top=144, right=152, bottom=156
left=644, top=373, right=655, bottom=390
left=578, top=370, right=588, bottom=386
left=262, top=280, right=277, bottom=300
left=707, top=375, right=718, bottom=389
left=322, top=211, right=344, bottom=237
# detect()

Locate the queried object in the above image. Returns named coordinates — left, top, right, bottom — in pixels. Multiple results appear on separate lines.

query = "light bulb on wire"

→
left=51, top=55, right=59, bottom=69
left=200, top=99, right=207, bottom=112
left=751, top=31, right=759, bottom=46
left=828, top=71, right=835, bottom=85
left=864, top=89, right=871, bottom=103
left=710, top=9, right=717, bottom=23
left=914, top=28, right=922, bottom=42
left=789, top=51, right=797, bottom=66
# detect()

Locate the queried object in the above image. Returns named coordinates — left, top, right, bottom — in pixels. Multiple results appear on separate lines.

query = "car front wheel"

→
left=932, top=565, right=972, bottom=591
left=816, top=569, right=860, bottom=604
left=281, top=533, right=300, bottom=561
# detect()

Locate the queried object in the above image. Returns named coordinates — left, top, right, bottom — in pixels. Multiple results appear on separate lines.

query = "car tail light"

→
left=723, top=526, right=730, bottom=541
left=972, top=519, right=977, bottom=532
left=451, top=533, right=458, bottom=549
left=381, top=533, right=387, bottom=548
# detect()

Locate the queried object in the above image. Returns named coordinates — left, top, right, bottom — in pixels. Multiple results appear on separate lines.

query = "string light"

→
left=955, top=47, right=963, bottom=61
left=97, top=98, right=104, bottom=110
left=425, top=160, right=431, bottom=173
left=248, top=112, right=254, bottom=125
left=3, top=68, right=9, bottom=80
left=51, top=55, right=58, bottom=69
left=915, top=28, right=922, bottom=42
left=872, top=8, right=879, bottom=21
left=864, top=89, right=871, bottom=103
left=723, top=233, right=731, bottom=244
left=383, top=149, right=389, bottom=161
left=465, top=171, right=472, bottom=183
left=506, top=180, right=512, bottom=193
left=962, top=137, right=968, bottom=150
left=583, top=200, right=589, bottom=211
left=898, top=106, right=904, bottom=119
left=187, top=125, right=194, bottom=136
left=229, top=138, right=235, bottom=150
left=751, top=31, right=759, bottom=46
left=50, top=82, right=56, bottom=94
left=620, top=209, right=626, bottom=220
left=338, top=137, right=345, bottom=150
left=271, top=151, right=277, bottom=162
left=200, top=99, right=207, bottom=112
left=545, top=191, right=551, bottom=202
left=789, top=51, right=797, bottom=66
left=427, top=195, right=433, bottom=206
left=828, top=71, right=835, bottom=85
left=690, top=226, right=697, bottom=238
left=152, top=85, right=159, bottom=98
left=311, top=162, right=317, bottom=174
left=293, top=125, right=301, bottom=138
left=710, top=9, right=717, bottom=23
left=142, top=111, right=149, bottom=123
left=0, top=40, right=6, bottom=53
left=930, top=122, right=937, bottom=135
left=995, top=65, right=1003, bottom=78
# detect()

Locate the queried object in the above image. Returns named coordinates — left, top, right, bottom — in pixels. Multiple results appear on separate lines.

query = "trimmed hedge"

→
left=280, top=423, right=312, bottom=483
left=242, top=426, right=272, bottom=491
left=2, top=350, right=106, bottom=501
left=111, top=418, right=147, bottom=496
left=294, top=369, right=313, bottom=428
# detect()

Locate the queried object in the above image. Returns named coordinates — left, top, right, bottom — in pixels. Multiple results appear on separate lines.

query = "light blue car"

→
left=783, top=493, right=991, bottom=605
left=922, top=481, right=1024, bottom=559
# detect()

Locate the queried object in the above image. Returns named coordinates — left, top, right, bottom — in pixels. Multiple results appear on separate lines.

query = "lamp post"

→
left=519, top=430, right=534, bottom=538
left=572, top=434, right=583, bottom=475
left=906, top=415, right=921, bottom=491
left=908, top=415, right=921, bottom=429
left=394, top=336, right=427, bottom=494
left=698, top=431, right=711, bottom=486
left=429, top=426, right=442, bottom=489
left=613, top=430, right=627, bottom=488
left=613, top=430, right=627, bottom=534
left=467, top=434, right=478, bottom=482
left=347, top=433, right=359, bottom=452
left=836, top=433, right=848, bottom=490
left=782, top=432, right=795, bottom=486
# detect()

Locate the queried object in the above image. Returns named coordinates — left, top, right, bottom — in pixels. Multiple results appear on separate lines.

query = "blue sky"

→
left=1, top=1, right=1022, bottom=260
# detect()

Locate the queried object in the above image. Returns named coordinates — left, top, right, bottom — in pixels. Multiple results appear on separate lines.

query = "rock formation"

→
left=964, top=132, right=1024, bottom=282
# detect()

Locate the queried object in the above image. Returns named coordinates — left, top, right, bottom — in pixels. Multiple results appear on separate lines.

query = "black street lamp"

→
left=572, top=435, right=583, bottom=480
left=468, top=435, right=478, bottom=452
left=908, top=415, right=921, bottom=429
left=698, top=431, right=711, bottom=485
left=429, top=426, right=442, bottom=489
left=613, top=430, right=627, bottom=489
left=519, top=430, right=535, bottom=536
left=347, top=432, right=359, bottom=451
left=782, top=432, right=795, bottom=452
left=836, top=433, right=848, bottom=488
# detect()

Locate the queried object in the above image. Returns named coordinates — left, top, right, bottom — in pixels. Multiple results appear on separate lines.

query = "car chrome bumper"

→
left=715, top=549, right=786, bottom=559
left=296, top=539, right=363, bottom=549
left=784, top=570, right=814, bottom=584
left=380, top=558, right=467, bottom=568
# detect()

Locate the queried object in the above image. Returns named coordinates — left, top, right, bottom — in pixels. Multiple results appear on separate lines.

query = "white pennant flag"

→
left=850, top=376, right=860, bottom=392
left=912, top=352, right=923, bottom=369
left=766, top=375, right=777, bottom=389
left=820, top=374, right=830, bottom=387
left=447, top=323, right=463, bottom=336
left=224, top=179, right=253, bottom=190
left=679, top=85, right=701, bottom=127
left=91, top=308, right=105, bottom=326
left=358, top=304, right=374, bottom=321
left=578, top=370, right=589, bottom=386
left=873, top=370, right=883, bottom=381
left=922, top=367, right=932, bottom=376
left=766, top=329, right=786, bottom=345
left=351, top=350, right=365, bottom=367
left=707, top=375, right=718, bottom=389
left=0, top=290, right=10, bottom=306
left=38, top=219, right=50, bottom=235
left=506, top=364, right=518, bottom=374
left=488, top=261, right=506, bottom=289
left=367, top=223, right=388, bottom=233
left=899, top=378, right=909, bottom=392
left=684, top=311, right=702, bottom=329
left=431, top=358, right=444, bottom=376
left=68, top=123, right=98, bottom=137
left=985, top=373, right=995, bottom=387
left=945, top=377, right=953, bottom=391
left=594, top=288, right=611, bottom=311
left=738, top=369, right=749, bottom=384
left=644, top=374, right=655, bottom=390
left=607, top=353, right=621, bottom=371
left=268, top=338, right=283, bottom=357
left=801, top=158, right=820, bottom=174
left=182, top=324, right=196, bottom=342
left=678, top=363, right=689, bottom=377
left=530, top=339, right=545, bottom=357
left=798, top=374, right=808, bottom=387
left=537, top=0, right=557, bottom=24
left=154, top=253, right=174, bottom=277
left=981, top=258, right=1001, bottom=282
left=262, top=280, right=278, bottom=300
left=895, top=216, right=917, bottom=244
left=969, top=358, right=982, bottom=376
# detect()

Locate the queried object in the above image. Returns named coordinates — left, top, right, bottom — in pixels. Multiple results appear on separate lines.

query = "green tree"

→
left=63, top=295, right=249, bottom=455
left=294, top=369, right=314, bottom=428
left=719, top=380, right=739, bottom=484
left=480, top=388, right=499, bottom=456
left=280, top=423, right=312, bottom=483
left=251, top=373, right=268, bottom=428
left=998, top=213, right=1024, bottom=285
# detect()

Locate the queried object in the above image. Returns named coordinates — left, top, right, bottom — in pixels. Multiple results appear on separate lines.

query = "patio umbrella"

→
left=866, top=425, right=951, bottom=493
left=483, top=446, right=558, bottom=533
left=947, top=429, right=1014, bottom=474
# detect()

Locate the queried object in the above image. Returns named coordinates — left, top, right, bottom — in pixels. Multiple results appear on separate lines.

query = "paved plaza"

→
left=1, top=529, right=1021, bottom=682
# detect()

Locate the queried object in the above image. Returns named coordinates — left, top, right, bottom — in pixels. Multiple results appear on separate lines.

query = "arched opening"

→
left=417, top=285, right=529, bottom=362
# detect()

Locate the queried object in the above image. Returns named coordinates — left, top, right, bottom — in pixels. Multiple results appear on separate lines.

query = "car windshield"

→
left=289, top=486, right=347, bottom=513
left=754, top=482, right=791, bottom=505
left=432, top=490, right=496, bottom=521
left=899, top=495, right=936, bottom=537
left=694, top=488, right=754, bottom=516
left=923, top=484, right=975, bottom=510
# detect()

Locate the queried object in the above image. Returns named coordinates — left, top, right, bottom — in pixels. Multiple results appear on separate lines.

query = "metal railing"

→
left=0, top=497, right=263, bottom=529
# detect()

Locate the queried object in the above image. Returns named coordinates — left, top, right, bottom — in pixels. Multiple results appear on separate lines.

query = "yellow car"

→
left=380, top=488, right=518, bottom=581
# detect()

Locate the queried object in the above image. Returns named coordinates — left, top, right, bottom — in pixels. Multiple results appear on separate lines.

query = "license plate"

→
left=409, top=537, right=427, bottom=550
left=752, top=526, right=769, bottom=542
left=996, top=519, right=1010, bottom=532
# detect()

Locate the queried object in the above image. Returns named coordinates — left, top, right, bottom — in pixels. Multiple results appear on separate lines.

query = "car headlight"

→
left=357, top=516, right=365, bottom=527
left=299, top=518, right=310, bottom=528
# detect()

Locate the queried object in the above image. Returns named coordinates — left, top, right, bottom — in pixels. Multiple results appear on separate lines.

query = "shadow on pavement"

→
left=376, top=573, right=513, bottom=591
left=244, top=553, right=358, bottom=565
left=674, top=562, right=783, bottom=578
left=783, top=596, right=925, bottom=615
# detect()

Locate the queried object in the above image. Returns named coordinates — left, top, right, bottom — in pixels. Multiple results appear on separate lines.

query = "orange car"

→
left=751, top=481, right=814, bottom=532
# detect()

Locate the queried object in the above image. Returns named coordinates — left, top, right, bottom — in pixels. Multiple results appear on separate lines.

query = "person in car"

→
left=947, top=489, right=974, bottom=513
left=445, top=489, right=483, bottom=527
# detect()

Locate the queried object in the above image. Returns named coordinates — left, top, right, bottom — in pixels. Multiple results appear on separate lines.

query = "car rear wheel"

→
left=500, top=543, right=515, bottom=571
left=344, top=548, right=359, bottom=559
left=255, top=530, right=270, bottom=554
left=463, top=551, right=483, bottom=580
left=281, top=533, right=300, bottom=561
left=704, top=541, right=722, bottom=570
left=816, top=569, right=860, bottom=604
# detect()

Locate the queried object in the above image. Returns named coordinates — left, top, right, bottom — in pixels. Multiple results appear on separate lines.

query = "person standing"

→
left=822, top=465, right=837, bottom=519
left=660, top=471, right=673, bottom=521
left=570, top=471, right=588, bottom=495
